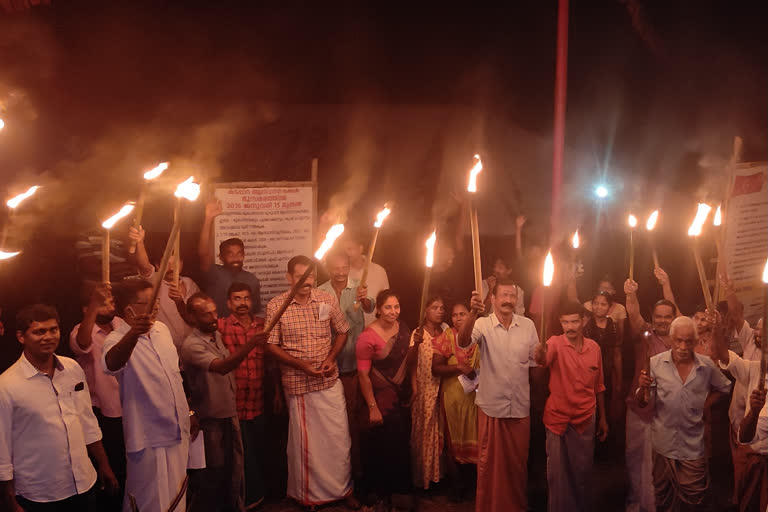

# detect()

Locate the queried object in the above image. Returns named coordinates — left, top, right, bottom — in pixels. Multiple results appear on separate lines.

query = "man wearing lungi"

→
left=265, top=255, right=359, bottom=510
left=458, top=280, right=540, bottom=512
left=637, top=315, right=732, bottom=511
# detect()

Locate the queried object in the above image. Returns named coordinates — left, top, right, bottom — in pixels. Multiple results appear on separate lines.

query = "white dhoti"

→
left=625, top=408, right=656, bottom=512
left=124, top=437, right=189, bottom=512
left=287, top=380, right=352, bottom=506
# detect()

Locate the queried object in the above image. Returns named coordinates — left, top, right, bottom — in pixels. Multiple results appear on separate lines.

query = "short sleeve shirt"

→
left=470, top=313, right=539, bottom=418
left=69, top=318, right=123, bottom=418
left=266, top=288, right=349, bottom=396
left=649, top=351, right=732, bottom=460
left=218, top=315, right=265, bottom=420
left=542, top=335, right=606, bottom=435
left=180, top=330, right=237, bottom=419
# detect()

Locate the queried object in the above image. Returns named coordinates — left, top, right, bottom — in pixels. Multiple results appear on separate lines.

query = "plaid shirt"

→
left=266, top=288, right=349, bottom=396
left=218, top=314, right=265, bottom=419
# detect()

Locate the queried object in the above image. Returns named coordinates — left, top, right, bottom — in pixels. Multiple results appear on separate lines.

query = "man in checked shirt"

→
left=266, top=255, right=360, bottom=511
left=216, top=282, right=279, bottom=510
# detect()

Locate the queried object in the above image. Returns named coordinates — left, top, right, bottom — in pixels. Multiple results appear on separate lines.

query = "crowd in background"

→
left=0, top=198, right=766, bottom=512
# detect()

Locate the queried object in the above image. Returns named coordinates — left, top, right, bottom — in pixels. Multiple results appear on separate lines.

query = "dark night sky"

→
left=0, top=1, right=766, bottom=354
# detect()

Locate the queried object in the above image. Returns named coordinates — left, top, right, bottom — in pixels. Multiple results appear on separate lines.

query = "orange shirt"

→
left=542, top=334, right=606, bottom=435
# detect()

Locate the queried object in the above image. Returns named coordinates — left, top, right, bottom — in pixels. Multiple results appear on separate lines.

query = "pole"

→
left=129, top=182, right=148, bottom=254
left=629, top=229, right=635, bottom=280
left=469, top=199, right=483, bottom=293
left=355, top=227, right=379, bottom=311
left=418, top=267, right=432, bottom=326
left=102, top=229, right=110, bottom=283
left=173, top=198, right=181, bottom=287
left=692, top=240, right=713, bottom=311
left=148, top=222, right=182, bottom=309
left=550, top=0, right=569, bottom=236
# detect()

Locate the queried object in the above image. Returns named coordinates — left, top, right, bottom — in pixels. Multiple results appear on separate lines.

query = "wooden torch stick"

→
left=129, top=182, right=148, bottom=254
left=149, top=222, right=182, bottom=309
left=692, top=240, right=713, bottom=311
left=102, top=229, right=110, bottom=283
left=470, top=201, right=483, bottom=293
left=173, top=197, right=181, bottom=287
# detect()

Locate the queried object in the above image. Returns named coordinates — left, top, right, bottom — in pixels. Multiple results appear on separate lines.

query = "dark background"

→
left=0, top=1, right=766, bottom=369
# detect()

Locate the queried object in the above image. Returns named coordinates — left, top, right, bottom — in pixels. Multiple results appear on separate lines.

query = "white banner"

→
left=213, top=183, right=315, bottom=304
left=723, top=162, right=768, bottom=324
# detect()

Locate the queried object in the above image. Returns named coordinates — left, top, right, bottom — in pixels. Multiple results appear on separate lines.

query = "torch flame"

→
left=102, top=203, right=136, bottom=230
left=374, top=207, right=391, bottom=228
left=7, top=186, right=40, bottom=209
left=143, top=162, right=169, bottom=181
left=0, top=250, right=21, bottom=260
left=713, top=205, right=722, bottom=226
left=543, top=251, right=555, bottom=287
left=0, top=118, right=5, bottom=131
left=174, top=177, right=201, bottom=202
left=572, top=230, right=580, bottom=249
left=425, top=231, right=437, bottom=268
left=687, top=203, right=712, bottom=237
left=646, top=210, right=659, bottom=231
left=762, top=259, right=768, bottom=284
left=466, top=155, right=483, bottom=193
left=315, top=224, right=345, bottom=260
left=628, top=214, right=638, bottom=228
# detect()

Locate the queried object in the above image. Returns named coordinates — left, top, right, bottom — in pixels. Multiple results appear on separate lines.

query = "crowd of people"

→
left=0, top=199, right=766, bottom=512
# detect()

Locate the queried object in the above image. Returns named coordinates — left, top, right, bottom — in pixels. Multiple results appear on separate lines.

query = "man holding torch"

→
left=103, top=280, right=199, bottom=512
left=265, top=255, right=359, bottom=510
left=624, top=277, right=679, bottom=512
left=457, top=280, right=540, bottom=512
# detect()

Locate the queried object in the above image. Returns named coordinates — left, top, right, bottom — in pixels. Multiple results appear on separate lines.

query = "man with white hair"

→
left=637, top=315, right=732, bottom=511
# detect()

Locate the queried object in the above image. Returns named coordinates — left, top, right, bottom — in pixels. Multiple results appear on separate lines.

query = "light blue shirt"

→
left=649, top=350, right=732, bottom=460
left=470, top=312, right=539, bottom=418
left=318, top=277, right=374, bottom=373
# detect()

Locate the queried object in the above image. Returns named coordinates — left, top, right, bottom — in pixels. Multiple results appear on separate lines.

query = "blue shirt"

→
left=317, top=278, right=374, bottom=373
left=206, top=264, right=262, bottom=316
left=470, top=313, right=539, bottom=419
left=649, top=350, right=732, bottom=460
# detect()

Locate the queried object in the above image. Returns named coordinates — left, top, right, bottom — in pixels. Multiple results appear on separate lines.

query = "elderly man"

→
left=0, top=304, right=117, bottom=511
left=265, top=255, right=357, bottom=509
left=712, top=316, right=767, bottom=512
left=624, top=277, right=680, bottom=512
left=637, top=315, right=732, bottom=511
left=458, top=279, right=540, bottom=512
left=103, top=280, right=197, bottom=512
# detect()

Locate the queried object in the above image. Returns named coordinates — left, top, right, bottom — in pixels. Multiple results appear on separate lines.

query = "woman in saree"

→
left=409, top=295, right=447, bottom=490
left=356, top=289, right=413, bottom=505
left=431, top=302, right=479, bottom=463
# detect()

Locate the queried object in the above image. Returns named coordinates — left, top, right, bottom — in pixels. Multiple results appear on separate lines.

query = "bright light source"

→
left=595, top=185, right=608, bottom=198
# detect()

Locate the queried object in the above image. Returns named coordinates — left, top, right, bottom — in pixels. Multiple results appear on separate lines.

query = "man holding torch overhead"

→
left=103, top=280, right=198, bottom=512
left=265, top=255, right=358, bottom=510
left=624, top=277, right=680, bottom=512
left=199, top=199, right=262, bottom=316
left=457, top=280, right=539, bottom=512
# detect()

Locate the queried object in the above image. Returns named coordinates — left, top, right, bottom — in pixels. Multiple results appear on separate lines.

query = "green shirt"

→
left=318, top=278, right=374, bottom=373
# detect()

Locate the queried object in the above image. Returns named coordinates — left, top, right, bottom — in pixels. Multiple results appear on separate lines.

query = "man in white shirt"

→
left=104, top=280, right=199, bottom=512
left=0, top=304, right=118, bottom=511
left=458, top=281, right=540, bottom=512
left=343, top=232, right=389, bottom=326
left=713, top=317, right=767, bottom=511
